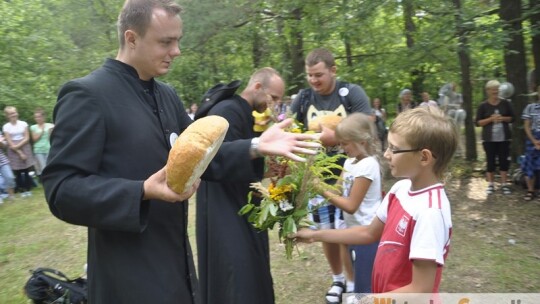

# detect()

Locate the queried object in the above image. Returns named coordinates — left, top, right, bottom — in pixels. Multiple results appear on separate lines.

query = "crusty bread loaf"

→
left=307, top=114, right=344, bottom=132
left=166, top=115, right=229, bottom=194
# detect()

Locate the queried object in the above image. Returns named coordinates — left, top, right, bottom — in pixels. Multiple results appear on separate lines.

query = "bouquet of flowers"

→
left=239, top=132, right=344, bottom=259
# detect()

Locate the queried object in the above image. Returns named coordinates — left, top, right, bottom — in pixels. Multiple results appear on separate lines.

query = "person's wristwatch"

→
left=250, top=137, right=263, bottom=158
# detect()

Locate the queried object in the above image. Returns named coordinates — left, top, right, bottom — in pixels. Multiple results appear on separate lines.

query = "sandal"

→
left=326, top=281, right=345, bottom=304
left=525, top=191, right=535, bottom=201
left=486, top=185, right=495, bottom=195
left=501, top=185, right=512, bottom=195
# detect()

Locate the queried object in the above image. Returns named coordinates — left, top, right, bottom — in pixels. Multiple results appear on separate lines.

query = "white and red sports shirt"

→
left=372, top=179, right=452, bottom=293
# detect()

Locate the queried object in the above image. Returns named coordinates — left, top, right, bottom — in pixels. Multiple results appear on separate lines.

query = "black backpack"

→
left=296, top=81, right=352, bottom=126
left=24, top=267, right=87, bottom=304
left=194, top=80, right=242, bottom=120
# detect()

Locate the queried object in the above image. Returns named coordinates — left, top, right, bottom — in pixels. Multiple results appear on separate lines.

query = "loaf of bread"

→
left=166, top=115, right=229, bottom=194
left=307, top=114, right=344, bottom=132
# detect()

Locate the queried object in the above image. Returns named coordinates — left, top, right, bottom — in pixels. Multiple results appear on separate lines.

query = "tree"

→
left=452, top=0, right=477, bottom=160
left=500, top=0, right=529, bottom=160
left=530, top=0, right=540, bottom=89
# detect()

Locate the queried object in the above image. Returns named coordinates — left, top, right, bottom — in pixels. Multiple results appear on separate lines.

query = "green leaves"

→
left=239, top=150, right=343, bottom=259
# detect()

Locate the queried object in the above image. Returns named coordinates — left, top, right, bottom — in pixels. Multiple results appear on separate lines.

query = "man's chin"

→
left=255, top=106, right=268, bottom=113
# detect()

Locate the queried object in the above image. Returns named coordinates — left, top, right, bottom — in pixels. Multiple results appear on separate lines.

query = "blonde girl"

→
left=3, top=106, right=34, bottom=197
left=319, top=112, right=383, bottom=294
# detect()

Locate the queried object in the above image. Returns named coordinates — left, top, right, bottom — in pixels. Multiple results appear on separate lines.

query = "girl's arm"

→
left=31, top=126, right=43, bottom=143
left=4, top=132, right=15, bottom=149
left=323, top=176, right=371, bottom=214
left=13, top=127, right=30, bottom=149
left=294, top=216, right=384, bottom=245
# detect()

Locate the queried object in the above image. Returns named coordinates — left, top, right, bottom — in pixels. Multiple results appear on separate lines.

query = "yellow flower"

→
left=269, top=183, right=293, bottom=202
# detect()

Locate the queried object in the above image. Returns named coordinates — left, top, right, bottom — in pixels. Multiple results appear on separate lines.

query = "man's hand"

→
left=143, top=167, right=199, bottom=202
left=258, top=118, right=321, bottom=162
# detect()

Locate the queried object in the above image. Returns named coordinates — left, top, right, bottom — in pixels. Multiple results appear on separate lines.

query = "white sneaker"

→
left=25, top=191, right=32, bottom=197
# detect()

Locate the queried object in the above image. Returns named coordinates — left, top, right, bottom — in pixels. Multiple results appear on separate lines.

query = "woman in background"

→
left=3, top=106, right=34, bottom=197
left=30, top=108, right=54, bottom=182
left=475, top=80, right=515, bottom=195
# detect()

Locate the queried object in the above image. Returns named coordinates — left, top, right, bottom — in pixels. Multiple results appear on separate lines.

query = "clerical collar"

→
left=140, top=79, right=154, bottom=95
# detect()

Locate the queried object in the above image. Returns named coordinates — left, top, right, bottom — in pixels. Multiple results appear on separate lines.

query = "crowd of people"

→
left=0, top=107, right=53, bottom=204
left=32, top=1, right=538, bottom=304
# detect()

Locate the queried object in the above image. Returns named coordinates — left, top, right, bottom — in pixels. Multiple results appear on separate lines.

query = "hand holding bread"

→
left=143, top=167, right=199, bottom=202
left=166, top=116, right=229, bottom=195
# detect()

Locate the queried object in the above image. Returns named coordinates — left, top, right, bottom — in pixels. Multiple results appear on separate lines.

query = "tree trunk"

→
left=402, top=0, right=416, bottom=48
left=251, top=30, right=263, bottom=68
left=342, top=0, right=353, bottom=67
left=453, top=0, right=477, bottom=160
left=289, top=8, right=305, bottom=95
left=530, top=0, right=540, bottom=89
left=500, top=0, right=529, bottom=160
left=402, top=0, right=424, bottom=100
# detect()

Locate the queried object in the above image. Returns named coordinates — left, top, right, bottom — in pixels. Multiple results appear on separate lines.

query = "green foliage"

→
left=0, top=0, right=537, bottom=128
left=239, top=151, right=344, bottom=259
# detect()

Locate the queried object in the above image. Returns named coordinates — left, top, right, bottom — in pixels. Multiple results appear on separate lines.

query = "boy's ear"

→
left=420, top=149, right=435, bottom=163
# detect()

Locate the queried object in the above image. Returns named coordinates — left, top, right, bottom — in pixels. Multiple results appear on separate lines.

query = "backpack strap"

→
left=31, top=268, right=71, bottom=281
left=297, top=88, right=312, bottom=126
left=336, top=81, right=352, bottom=113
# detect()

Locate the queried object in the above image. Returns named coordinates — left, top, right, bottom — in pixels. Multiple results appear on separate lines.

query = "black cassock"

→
left=197, top=96, right=275, bottom=304
left=43, top=59, right=198, bottom=304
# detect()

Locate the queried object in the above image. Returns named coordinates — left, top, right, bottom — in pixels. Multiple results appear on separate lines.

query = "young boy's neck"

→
left=409, top=169, right=440, bottom=191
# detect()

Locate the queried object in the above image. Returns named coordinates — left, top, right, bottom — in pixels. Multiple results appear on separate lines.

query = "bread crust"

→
left=166, top=115, right=229, bottom=194
left=307, top=114, right=344, bottom=132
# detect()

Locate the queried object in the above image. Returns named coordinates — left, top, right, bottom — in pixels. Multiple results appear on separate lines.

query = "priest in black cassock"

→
left=197, top=68, right=319, bottom=304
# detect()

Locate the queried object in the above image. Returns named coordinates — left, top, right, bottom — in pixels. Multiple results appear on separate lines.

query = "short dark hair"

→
left=247, top=67, right=282, bottom=88
left=117, top=0, right=182, bottom=47
left=305, top=48, right=335, bottom=68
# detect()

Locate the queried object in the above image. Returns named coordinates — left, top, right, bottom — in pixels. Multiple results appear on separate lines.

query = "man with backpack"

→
left=290, top=48, right=372, bottom=304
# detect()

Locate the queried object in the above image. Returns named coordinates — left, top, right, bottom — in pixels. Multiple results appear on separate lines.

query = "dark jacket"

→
left=43, top=59, right=198, bottom=304
left=196, top=96, right=274, bottom=304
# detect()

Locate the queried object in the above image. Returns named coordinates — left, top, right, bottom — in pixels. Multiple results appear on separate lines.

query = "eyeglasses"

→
left=386, top=146, right=423, bottom=154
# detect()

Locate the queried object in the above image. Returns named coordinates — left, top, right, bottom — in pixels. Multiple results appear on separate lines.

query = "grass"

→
left=1, top=172, right=539, bottom=303
left=0, top=189, right=86, bottom=303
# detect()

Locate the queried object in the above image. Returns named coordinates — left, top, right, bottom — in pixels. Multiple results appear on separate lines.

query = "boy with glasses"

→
left=294, top=107, right=458, bottom=295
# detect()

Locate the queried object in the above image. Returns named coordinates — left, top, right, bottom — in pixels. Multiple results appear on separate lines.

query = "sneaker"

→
left=486, top=184, right=495, bottom=195
left=25, top=191, right=32, bottom=197
left=501, top=185, right=512, bottom=195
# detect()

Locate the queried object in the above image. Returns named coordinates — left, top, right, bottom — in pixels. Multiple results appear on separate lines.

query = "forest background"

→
left=1, top=1, right=540, bottom=302
left=1, top=0, right=539, bottom=159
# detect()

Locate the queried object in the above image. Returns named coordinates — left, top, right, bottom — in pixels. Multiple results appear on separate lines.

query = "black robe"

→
left=42, top=59, right=198, bottom=304
left=196, top=96, right=275, bottom=304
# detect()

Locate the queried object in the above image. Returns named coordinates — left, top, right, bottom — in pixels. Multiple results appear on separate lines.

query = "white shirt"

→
left=342, top=156, right=382, bottom=226
left=3, top=120, right=28, bottom=141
